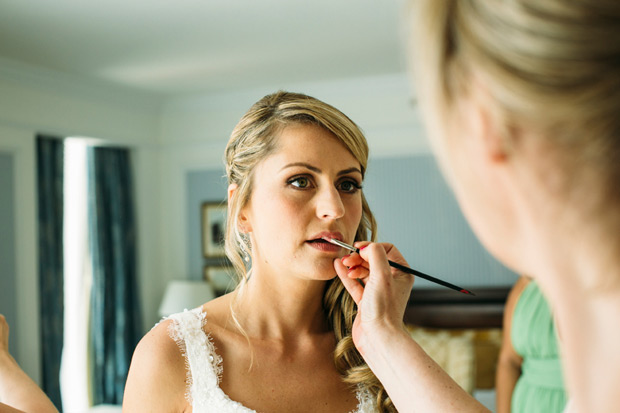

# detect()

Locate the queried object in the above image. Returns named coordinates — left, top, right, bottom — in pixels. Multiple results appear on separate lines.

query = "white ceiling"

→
left=0, top=0, right=410, bottom=97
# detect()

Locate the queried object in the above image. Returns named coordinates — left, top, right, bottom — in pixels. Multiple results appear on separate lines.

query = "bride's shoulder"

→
left=157, top=293, right=240, bottom=349
left=123, top=319, right=187, bottom=410
left=132, top=318, right=186, bottom=375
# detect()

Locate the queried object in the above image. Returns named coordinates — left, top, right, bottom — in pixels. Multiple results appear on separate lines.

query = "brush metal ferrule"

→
left=324, top=238, right=359, bottom=253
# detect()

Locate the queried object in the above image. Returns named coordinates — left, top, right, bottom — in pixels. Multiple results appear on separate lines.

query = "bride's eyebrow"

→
left=337, top=167, right=362, bottom=177
left=280, top=162, right=321, bottom=173
left=279, top=162, right=362, bottom=176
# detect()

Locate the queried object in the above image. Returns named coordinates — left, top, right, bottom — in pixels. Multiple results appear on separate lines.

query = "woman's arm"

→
left=334, top=242, right=489, bottom=413
left=495, top=277, right=528, bottom=413
left=0, top=315, right=58, bottom=413
left=122, top=320, right=188, bottom=413
left=364, top=322, right=486, bottom=413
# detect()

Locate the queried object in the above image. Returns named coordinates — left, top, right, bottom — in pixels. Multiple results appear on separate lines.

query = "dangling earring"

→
left=240, top=233, right=251, bottom=262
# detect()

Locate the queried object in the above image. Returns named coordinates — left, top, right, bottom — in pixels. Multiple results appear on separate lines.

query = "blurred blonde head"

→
left=411, top=0, right=620, bottom=215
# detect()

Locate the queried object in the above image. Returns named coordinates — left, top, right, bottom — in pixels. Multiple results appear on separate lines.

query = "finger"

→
left=341, top=254, right=369, bottom=270
left=334, top=258, right=365, bottom=304
left=371, top=243, right=414, bottom=283
left=353, top=241, right=371, bottom=250
left=380, top=242, right=410, bottom=268
left=357, top=243, right=393, bottom=285
left=346, top=265, right=369, bottom=283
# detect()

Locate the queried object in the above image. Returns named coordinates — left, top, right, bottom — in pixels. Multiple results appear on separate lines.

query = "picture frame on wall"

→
left=204, top=265, right=237, bottom=296
left=202, top=201, right=227, bottom=258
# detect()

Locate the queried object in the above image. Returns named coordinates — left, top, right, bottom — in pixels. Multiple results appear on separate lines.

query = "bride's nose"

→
left=315, top=185, right=345, bottom=220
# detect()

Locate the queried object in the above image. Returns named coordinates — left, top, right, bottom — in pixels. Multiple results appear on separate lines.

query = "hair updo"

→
left=412, top=0, right=620, bottom=211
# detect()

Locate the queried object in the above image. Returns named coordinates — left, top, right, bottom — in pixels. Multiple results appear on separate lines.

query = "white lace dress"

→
left=166, top=308, right=377, bottom=413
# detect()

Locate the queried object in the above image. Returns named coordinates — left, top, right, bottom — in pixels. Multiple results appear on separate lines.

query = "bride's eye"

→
left=338, top=179, right=362, bottom=193
left=287, top=176, right=313, bottom=189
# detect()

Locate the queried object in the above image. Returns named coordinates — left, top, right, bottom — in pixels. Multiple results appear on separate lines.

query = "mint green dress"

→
left=511, top=281, right=568, bottom=412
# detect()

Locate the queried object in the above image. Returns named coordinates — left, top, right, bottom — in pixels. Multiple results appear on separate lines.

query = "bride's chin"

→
left=310, top=262, right=339, bottom=281
left=314, top=273, right=338, bottom=282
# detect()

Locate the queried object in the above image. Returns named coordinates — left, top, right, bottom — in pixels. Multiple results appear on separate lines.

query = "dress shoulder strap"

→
left=166, top=308, right=224, bottom=408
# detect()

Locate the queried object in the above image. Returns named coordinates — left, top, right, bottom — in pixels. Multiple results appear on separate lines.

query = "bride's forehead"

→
left=266, top=142, right=356, bottom=169
left=277, top=123, right=336, bottom=142
left=274, top=127, right=352, bottom=156
left=249, top=124, right=359, bottom=172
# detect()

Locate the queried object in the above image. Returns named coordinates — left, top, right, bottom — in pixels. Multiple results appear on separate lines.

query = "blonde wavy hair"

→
left=223, top=91, right=395, bottom=412
left=411, top=0, right=620, bottom=217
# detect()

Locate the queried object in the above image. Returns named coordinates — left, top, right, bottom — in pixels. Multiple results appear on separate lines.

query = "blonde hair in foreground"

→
left=223, top=91, right=395, bottom=412
left=411, top=0, right=620, bottom=219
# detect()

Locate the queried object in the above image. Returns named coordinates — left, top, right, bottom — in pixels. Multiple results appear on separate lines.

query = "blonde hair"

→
left=411, top=0, right=620, bottom=211
left=224, top=91, right=394, bottom=412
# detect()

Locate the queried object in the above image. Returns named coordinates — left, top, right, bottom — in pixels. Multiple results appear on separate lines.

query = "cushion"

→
left=405, top=325, right=476, bottom=393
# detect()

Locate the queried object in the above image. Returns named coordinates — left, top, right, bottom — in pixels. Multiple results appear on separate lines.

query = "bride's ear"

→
left=227, top=183, right=237, bottom=204
left=228, top=183, right=252, bottom=233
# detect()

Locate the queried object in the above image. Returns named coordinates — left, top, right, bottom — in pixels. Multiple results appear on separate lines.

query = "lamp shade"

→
left=159, top=280, right=216, bottom=317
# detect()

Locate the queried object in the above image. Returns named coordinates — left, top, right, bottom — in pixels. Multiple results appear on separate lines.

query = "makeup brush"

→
left=325, top=238, right=475, bottom=296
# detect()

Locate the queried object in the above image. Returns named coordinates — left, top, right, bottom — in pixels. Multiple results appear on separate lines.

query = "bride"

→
left=123, top=91, right=402, bottom=413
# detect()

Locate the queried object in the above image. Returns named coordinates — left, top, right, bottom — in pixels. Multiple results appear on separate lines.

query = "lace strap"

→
left=167, top=308, right=224, bottom=406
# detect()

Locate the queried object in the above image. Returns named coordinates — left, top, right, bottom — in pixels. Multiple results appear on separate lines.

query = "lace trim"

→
left=353, top=385, right=376, bottom=413
left=167, top=308, right=226, bottom=409
left=165, top=307, right=377, bottom=413
left=166, top=317, right=193, bottom=404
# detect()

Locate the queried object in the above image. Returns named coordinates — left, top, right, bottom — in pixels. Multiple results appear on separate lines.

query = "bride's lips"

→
left=306, top=231, right=344, bottom=253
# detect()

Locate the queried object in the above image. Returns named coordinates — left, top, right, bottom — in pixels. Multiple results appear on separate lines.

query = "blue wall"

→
left=364, top=155, right=517, bottom=288
left=0, top=152, right=17, bottom=358
left=187, top=169, right=228, bottom=280
left=186, top=155, right=517, bottom=288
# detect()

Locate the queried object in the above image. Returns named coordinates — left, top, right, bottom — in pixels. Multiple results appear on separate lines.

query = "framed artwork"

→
left=202, top=201, right=227, bottom=258
left=204, top=265, right=237, bottom=296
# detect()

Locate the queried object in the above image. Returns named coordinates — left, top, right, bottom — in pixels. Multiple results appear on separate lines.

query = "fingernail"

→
left=359, top=245, right=368, bottom=250
left=341, top=254, right=350, bottom=262
left=347, top=265, right=359, bottom=273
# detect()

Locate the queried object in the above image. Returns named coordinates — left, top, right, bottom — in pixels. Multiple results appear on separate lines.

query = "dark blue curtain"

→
left=36, top=135, right=64, bottom=411
left=87, top=146, right=142, bottom=405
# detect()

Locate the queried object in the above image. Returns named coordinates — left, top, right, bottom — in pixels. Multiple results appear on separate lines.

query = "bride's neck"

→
left=231, top=272, right=330, bottom=341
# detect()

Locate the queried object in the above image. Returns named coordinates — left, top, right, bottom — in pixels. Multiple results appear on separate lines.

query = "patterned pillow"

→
left=405, top=325, right=476, bottom=393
